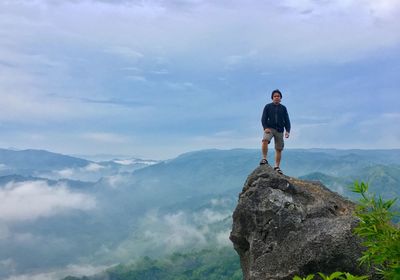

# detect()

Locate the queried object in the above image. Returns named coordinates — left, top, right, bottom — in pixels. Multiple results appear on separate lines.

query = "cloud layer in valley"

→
left=0, top=181, right=96, bottom=223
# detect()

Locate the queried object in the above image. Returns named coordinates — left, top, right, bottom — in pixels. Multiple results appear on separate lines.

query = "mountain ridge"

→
left=1, top=147, right=399, bottom=280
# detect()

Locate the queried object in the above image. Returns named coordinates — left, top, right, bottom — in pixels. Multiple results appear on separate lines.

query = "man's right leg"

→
left=260, top=130, right=272, bottom=165
left=275, top=148, right=282, bottom=168
left=260, top=140, right=269, bottom=165
left=262, top=140, right=268, bottom=159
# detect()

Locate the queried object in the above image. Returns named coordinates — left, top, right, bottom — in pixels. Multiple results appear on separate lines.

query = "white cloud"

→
left=113, top=159, right=134, bottom=165
left=105, top=174, right=127, bottom=189
left=119, top=206, right=232, bottom=253
left=215, top=230, right=231, bottom=246
left=104, top=46, right=144, bottom=60
left=49, top=162, right=106, bottom=179
left=43, top=162, right=108, bottom=181
left=150, top=69, right=169, bottom=75
left=210, top=197, right=232, bottom=207
left=3, top=0, right=398, bottom=66
left=56, top=168, right=75, bottom=178
left=40, top=166, right=95, bottom=181
left=365, top=0, right=400, bottom=19
left=0, top=181, right=96, bottom=223
left=112, top=157, right=158, bottom=165
left=224, top=50, right=258, bottom=69
left=143, top=211, right=208, bottom=249
left=166, top=82, right=195, bottom=91
left=5, top=1, right=400, bottom=71
left=84, top=163, right=104, bottom=172
left=112, top=209, right=213, bottom=257
left=193, top=209, right=231, bottom=225
left=126, top=75, right=147, bottom=82
left=278, top=0, right=400, bottom=20
left=82, top=132, right=128, bottom=144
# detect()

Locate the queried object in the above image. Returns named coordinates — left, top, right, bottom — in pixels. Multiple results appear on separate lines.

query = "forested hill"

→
left=63, top=247, right=242, bottom=280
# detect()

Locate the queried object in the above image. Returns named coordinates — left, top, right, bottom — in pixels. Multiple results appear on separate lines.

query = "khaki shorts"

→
left=262, top=128, right=284, bottom=150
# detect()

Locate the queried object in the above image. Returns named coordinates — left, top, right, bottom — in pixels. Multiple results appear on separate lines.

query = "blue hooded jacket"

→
left=261, top=103, right=291, bottom=133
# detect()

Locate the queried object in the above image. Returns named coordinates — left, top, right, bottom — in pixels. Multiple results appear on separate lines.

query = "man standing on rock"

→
left=260, top=89, right=291, bottom=174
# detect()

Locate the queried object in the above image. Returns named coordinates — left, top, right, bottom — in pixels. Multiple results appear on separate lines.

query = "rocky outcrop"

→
left=230, top=165, right=369, bottom=280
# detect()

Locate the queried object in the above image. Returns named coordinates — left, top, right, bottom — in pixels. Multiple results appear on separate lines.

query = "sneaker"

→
left=259, top=159, right=268, bottom=165
left=274, top=166, right=283, bottom=175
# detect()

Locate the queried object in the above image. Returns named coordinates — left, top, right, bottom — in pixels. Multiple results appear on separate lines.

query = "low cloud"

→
left=44, top=162, right=107, bottom=181
left=104, top=174, right=128, bottom=189
left=193, top=209, right=231, bottom=225
left=210, top=197, right=232, bottom=207
left=84, top=163, right=105, bottom=172
left=56, top=168, right=75, bottom=178
left=215, top=230, right=231, bottom=246
left=142, top=211, right=208, bottom=250
left=40, top=161, right=139, bottom=183
left=111, top=205, right=233, bottom=261
left=0, top=181, right=96, bottom=223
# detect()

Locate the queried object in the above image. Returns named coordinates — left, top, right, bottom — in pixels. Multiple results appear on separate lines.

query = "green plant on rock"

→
left=293, top=274, right=315, bottom=280
left=293, top=272, right=368, bottom=280
left=341, top=272, right=369, bottom=280
left=351, top=181, right=400, bottom=279
left=319, top=271, right=368, bottom=280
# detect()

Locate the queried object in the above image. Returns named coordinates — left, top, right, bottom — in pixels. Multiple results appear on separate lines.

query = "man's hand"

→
left=285, top=132, right=290, bottom=138
left=264, top=128, right=271, bottom=133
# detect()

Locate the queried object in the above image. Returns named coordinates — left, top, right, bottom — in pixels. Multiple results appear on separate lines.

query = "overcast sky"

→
left=0, top=0, right=399, bottom=159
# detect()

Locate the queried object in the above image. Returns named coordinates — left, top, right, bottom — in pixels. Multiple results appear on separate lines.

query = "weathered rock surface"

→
left=230, top=165, right=368, bottom=280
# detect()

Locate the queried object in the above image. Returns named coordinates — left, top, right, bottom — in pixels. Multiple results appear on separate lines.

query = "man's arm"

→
left=284, top=107, right=291, bottom=138
left=261, top=104, right=269, bottom=129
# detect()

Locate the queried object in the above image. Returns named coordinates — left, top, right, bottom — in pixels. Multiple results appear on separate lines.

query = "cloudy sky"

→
left=0, top=0, right=399, bottom=159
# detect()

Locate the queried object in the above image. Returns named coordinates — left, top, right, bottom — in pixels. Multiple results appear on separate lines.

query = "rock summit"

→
left=230, top=165, right=369, bottom=280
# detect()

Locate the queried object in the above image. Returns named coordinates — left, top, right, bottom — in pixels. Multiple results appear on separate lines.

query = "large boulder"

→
left=230, top=165, right=369, bottom=280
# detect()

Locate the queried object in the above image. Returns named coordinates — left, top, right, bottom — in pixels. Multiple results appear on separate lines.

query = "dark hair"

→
left=271, top=89, right=282, bottom=99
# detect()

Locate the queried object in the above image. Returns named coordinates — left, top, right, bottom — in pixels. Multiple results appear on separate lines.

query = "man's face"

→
left=272, top=93, right=281, bottom=104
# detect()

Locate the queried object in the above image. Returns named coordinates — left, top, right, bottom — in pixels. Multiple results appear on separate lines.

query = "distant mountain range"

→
left=0, top=148, right=89, bottom=171
left=0, top=148, right=399, bottom=280
left=0, top=148, right=158, bottom=181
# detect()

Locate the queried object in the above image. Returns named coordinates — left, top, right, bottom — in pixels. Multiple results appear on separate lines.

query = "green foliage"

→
left=318, top=271, right=368, bottom=280
left=318, top=272, right=344, bottom=279
left=293, top=272, right=368, bottom=280
left=293, top=274, right=315, bottom=280
left=351, top=181, right=400, bottom=279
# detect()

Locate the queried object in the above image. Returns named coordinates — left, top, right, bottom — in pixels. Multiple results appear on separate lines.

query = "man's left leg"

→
left=273, top=130, right=284, bottom=174
left=275, top=149, right=282, bottom=168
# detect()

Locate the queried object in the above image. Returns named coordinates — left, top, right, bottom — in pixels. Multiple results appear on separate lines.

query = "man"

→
left=260, top=89, right=291, bottom=175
